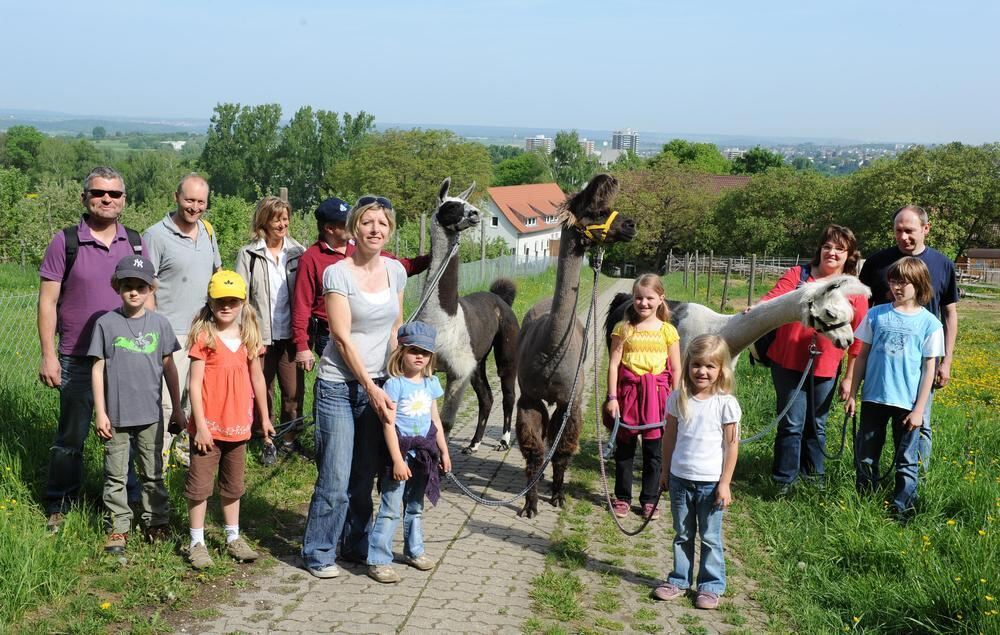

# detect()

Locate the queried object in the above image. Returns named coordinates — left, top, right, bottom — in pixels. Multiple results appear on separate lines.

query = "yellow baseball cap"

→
left=207, top=270, right=247, bottom=300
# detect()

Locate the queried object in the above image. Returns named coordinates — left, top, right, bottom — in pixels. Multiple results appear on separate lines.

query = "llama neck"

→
left=719, top=287, right=806, bottom=354
left=427, top=222, right=460, bottom=316
left=547, top=230, right=587, bottom=349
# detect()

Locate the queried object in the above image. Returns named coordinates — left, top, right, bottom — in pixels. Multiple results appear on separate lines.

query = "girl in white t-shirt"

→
left=654, top=334, right=741, bottom=611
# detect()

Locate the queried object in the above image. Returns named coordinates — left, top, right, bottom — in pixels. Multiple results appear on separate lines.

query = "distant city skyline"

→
left=3, top=1, right=999, bottom=144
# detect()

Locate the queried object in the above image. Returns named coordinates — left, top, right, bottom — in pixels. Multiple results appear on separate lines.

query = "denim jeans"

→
left=667, top=475, right=726, bottom=595
left=104, top=422, right=169, bottom=533
left=855, top=401, right=921, bottom=512
left=367, top=460, right=428, bottom=565
left=918, top=389, right=934, bottom=472
left=770, top=365, right=836, bottom=484
left=45, top=355, right=95, bottom=514
left=614, top=436, right=663, bottom=506
left=301, top=378, right=384, bottom=569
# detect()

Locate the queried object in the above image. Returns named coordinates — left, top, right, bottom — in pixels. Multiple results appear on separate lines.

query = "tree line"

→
left=2, top=104, right=998, bottom=270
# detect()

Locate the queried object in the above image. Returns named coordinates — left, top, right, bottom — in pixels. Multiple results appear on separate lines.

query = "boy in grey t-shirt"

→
left=88, top=256, right=185, bottom=555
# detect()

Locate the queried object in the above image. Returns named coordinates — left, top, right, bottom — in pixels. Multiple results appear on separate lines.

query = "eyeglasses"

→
left=356, top=196, right=392, bottom=210
left=888, top=279, right=912, bottom=288
left=820, top=244, right=847, bottom=254
left=87, top=189, right=125, bottom=199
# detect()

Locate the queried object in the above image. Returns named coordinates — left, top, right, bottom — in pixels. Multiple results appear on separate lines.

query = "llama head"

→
left=800, top=275, right=872, bottom=349
left=435, top=177, right=481, bottom=234
left=562, top=173, right=637, bottom=246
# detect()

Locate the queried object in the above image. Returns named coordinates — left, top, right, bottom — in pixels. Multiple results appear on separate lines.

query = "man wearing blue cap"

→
left=291, top=197, right=432, bottom=371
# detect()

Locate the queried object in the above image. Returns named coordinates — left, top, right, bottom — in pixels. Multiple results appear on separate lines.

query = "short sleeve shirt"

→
left=316, top=258, right=407, bottom=383
left=384, top=376, right=444, bottom=439
left=188, top=333, right=254, bottom=442
left=88, top=309, right=180, bottom=427
left=612, top=320, right=679, bottom=376
left=666, top=391, right=742, bottom=482
left=859, top=246, right=959, bottom=320
left=855, top=304, right=944, bottom=410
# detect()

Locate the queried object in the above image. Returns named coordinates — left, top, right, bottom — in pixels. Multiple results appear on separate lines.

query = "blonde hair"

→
left=348, top=199, right=397, bottom=240
left=619, top=273, right=671, bottom=339
left=675, top=334, right=734, bottom=420
left=386, top=345, right=437, bottom=378
left=187, top=298, right=264, bottom=360
left=887, top=256, right=933, bottom=306
left=251, top=196, right=292, bottom=240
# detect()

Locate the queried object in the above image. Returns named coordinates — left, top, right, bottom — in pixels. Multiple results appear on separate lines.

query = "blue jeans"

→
left=770, top=365, right=836, bottom=484
left=301, top=378, right=384, bottom=569
left=855, top=401, right=921, bottom=512
left=367, top=460, right=428, bottom=565
left=667, top=475, right=727, bottom=595
left=45, top=355, right=95, bottom=514
left=918, top=389, right=934, bottom=472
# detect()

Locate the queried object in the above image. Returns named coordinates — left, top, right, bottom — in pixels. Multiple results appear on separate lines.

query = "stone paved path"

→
left=190, top=279, right=771, bottom=634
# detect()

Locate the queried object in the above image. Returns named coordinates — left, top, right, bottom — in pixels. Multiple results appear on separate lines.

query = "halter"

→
left=581, top=210, right=619, bottom=242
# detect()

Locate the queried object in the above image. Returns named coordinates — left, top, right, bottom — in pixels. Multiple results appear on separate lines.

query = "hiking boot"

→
left=404, top=554, right=436, bottom=571
left=641, top=503, right=661, bottom=520
left=367, top=564, right=401, bottom=584
left=307, top=563, right=340, bottom=579
left=226, top=537, right=259, bottom=563
left=46, top=512, right=65, bottom=534
left=104, top=532, right=128, bottom=555
left=612, top=499, right=630, bottom=518
left=188, top=542, right=214, bottom=570
left=652, top=583, right=685, bottom=601
left=694, top=590, right=719, bottom=610
left=145, top=524, right=172, bottom=543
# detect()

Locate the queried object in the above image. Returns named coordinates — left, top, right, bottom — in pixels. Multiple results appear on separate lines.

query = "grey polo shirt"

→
left=143, top=213, right=222, bottom=336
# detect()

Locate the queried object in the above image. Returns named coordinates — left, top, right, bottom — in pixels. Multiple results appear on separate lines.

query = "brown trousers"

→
left=258, top=339, right=304, bottom=429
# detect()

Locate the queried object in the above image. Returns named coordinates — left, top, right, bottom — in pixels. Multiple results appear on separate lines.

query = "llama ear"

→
left=439, top=177, right=451, bottom=202
left=458, top=181, right=476, bottom=201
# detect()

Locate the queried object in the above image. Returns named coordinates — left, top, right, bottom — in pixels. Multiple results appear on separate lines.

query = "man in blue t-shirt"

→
left=858, top=205, right=959, bottom=468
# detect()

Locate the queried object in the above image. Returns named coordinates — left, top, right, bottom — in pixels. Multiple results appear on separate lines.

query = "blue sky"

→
left=3, top=0, right=998, bottom=143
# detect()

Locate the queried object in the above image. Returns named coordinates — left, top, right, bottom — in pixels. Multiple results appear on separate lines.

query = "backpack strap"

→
left=201, top=219, right=216, bottom=254
left=63, top=225, right=143, bottom=284
left=798, top=264, right=811, bottom=285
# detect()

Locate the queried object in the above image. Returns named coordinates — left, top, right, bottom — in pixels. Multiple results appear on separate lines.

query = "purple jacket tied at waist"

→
left=606, top=366, right=672, bottom=441
left=389, top=422, right=442, bottom=506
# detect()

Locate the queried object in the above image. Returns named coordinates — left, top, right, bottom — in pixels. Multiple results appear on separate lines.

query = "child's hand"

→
left=844, top=397, right=856, bottom=417
left=659, top=470, right=669, bottom=492
left=261, top=419, right=276, bottom=441
left=95, top=413, right=113, bottom=440
left=169, top=410, right=187, bottom=436
left=903, top=409, right=923, bottom=431
left=715, top=483, right=733, bottom=509
left=194, top=425, right=214, bottom=454
left=440, top=453, right=452, bottom=474
left=604, top=399, right=620, bottom=421
left=392, top=459, right=412, bottom=481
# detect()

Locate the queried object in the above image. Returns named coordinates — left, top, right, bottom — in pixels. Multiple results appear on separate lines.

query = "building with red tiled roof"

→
left=483, top=183, right=566, bottom=262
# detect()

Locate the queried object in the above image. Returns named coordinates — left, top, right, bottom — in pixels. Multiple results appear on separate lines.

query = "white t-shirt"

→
left=666, top=391, right=742, bottom=482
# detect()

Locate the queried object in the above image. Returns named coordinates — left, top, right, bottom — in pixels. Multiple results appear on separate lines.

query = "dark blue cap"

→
left=315, top=197, right=351, bottom=224
left=397, top=321, right=437, bottom=353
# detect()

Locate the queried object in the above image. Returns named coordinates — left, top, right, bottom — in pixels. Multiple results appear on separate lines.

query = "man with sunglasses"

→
left=37, top=166, right=149, bottom=533
left=292, top=196, right=431, bottom=373
left=143, top=173, right=222, bottom=466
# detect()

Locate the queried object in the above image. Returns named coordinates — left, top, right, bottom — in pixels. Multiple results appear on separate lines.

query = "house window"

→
left=525, top=218, right=536, bottom=227
left=545, top=215, right=557, bottom=224
left=491, top=217, right=499, bottom=227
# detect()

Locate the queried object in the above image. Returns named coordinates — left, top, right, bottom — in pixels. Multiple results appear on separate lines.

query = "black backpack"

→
left=61, top=224, right=144, bottom=283
left=749, top=265, right=811, bottom=367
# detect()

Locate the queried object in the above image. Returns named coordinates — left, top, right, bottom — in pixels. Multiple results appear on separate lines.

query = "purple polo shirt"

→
left=39, top=218, right=149, bottom=356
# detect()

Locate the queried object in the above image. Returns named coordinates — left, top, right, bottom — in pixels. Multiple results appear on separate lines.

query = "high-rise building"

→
left=578, top=138, right=595, bottom=155
left=611, top=128, right=639, bottom=151
left=525, top=134, right=553, bottom=153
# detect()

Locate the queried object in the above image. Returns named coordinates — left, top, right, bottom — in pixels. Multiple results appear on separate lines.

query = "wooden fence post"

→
left=707, top=250, right=714, bottom=302
left=667, top=248, right=673, bottom=274
left=683, top=253, right=690, bottom=289
left=721, top=258, right=732, bottom=312
left=693, top=250, right=699, bottom=298
left=278, top=187, right=288, bottom=203
left=748, top=253, right=757, bottom=307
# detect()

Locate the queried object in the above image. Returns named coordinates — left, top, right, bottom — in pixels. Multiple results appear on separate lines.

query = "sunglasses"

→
left=87, top=189, right=125, bottom=199
left=356, top=196, right=393, bottom=209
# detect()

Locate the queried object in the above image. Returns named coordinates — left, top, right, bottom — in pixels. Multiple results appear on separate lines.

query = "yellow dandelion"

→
left=982, top=579, right=988, bottom=584
left=100, top=602, right=111, bottom=610
left=980, top=529, right=988, bottom=536
left=9, top=499, right=14, bottom=504
left=853, top=616, right=860, bottom=623
left=987, top=595, right=995, bottom=602
left=956, top=576, right=962, bottom=582
left=947, top=519, right=957, bottom=526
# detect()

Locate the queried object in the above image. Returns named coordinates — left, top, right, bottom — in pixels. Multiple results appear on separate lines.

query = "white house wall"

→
left=482, top=200, right=562, bottom=264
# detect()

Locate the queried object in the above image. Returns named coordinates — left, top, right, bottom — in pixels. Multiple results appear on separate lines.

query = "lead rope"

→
left=405, top=241, right=461, bottom=324
left=741, top=341, right=820, bottom=445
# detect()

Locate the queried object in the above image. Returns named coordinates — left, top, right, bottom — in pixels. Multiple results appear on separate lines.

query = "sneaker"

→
left=694, top=590, right=719, bottom=610
left=651, top=583, right=685, bottom=601
left=404, top=554, right=436, bottom=571
left=188, top=542, right=214, bottom=570
left=641, top=503, right=661, bottom=520
left=307, top=563, right=340, bottom=579
left=367, top=564, right=401, bottom=584
left=145, top=525, right=172, bottom=543
left=46, top=512, right=65, bottom=534
left=612, top=499, right=630, bottom=518
left=226, top=537, right=259, bottom=563
left=261, top=442, right=278, bottom=466
left=104, top=532, right=128, bottom=555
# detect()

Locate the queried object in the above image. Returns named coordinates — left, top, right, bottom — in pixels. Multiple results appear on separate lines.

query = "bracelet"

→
left=606, top=395, right=617, bottom=401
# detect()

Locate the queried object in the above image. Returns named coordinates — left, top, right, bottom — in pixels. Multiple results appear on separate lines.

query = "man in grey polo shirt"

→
left=143, top=173, right=221, bottom=464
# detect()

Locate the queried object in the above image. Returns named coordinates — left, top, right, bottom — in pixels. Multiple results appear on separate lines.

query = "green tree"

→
left=2, top=126, right=45, bottom=182
left=549, top=130, right=598, bottom=192
left=608, top=150, right=646, bottom=173
left=650, top=139, right=731, bottom=174
left=487, top=145, right=523, bottom=165
left=731, top=146, right=785, bottom=174
left=117, top=151, right=188, bottom=208
left=92, top=126, right=107, bottom=141
left=492, top=151, right=552, bottom=186
left=326, top=129, right=492, bottom=222
left=791, top=156, right=815, bottom=171
left=199, top=103, right=282, bottom=200
left=35, top=137, right=104, bottom=186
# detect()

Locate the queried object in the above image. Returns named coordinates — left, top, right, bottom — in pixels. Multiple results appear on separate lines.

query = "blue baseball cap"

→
left=315, top=197, right=351, bottom=224
left=398, top=321, right=437, bottom=353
